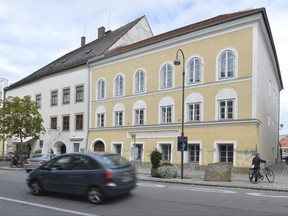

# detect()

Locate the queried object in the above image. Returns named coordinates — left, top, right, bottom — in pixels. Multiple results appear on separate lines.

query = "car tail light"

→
left=104, top=171, right=116, bottom=186
left=23, top=160, right=28, bottom=164
left=39, top=160, right=48, bottom=164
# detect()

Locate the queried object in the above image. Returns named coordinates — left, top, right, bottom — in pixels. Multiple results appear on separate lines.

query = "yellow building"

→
left=87, top=8, right=282, bottom=169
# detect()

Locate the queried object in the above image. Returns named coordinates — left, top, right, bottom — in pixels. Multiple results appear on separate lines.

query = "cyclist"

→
left=251, top=153, right=266, bottom=181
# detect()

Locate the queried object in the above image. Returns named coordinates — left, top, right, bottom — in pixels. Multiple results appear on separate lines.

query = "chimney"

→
left=98, top=26, right=105, bottom=39
left=81, top=36, right=86, bottom=47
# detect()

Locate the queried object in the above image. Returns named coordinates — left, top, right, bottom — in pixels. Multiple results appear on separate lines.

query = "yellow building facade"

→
left=87, top=9, right=282, bottom=169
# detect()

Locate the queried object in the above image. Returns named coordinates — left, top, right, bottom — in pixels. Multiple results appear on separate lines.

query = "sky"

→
left=0, top=0, right=287, bottom=134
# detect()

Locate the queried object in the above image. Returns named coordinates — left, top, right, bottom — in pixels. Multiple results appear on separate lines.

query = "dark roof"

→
left=101, top=7, right=282, bottom=90
left=7, top=16, right=145, bottom=90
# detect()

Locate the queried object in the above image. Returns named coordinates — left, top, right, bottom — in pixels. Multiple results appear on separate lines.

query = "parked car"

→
left=23, top=154, right=57, bottom=172
left=26, top=152, right=137, bottom=204
left=282, top=147, right=288, bottom=163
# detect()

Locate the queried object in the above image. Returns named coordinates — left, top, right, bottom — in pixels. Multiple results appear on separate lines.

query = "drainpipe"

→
left=2, top=87, right=7, bottom=158
left=86, top=61, right=92, bottom=152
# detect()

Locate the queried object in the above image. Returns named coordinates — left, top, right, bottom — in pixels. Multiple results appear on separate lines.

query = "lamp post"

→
left=174, top=49, right=185, bottom=179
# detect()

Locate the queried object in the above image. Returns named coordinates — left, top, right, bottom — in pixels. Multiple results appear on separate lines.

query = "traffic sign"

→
left=177, top=136, right=188, bottom=151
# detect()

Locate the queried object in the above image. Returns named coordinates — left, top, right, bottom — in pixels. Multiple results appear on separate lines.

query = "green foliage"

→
left=157, top=164, right=178, bottom=178
left=34, top=149, right=42, bottom=154
left=149, top=149, right=162, bottom=169
left=160, top=162, right=173, bottom=167
left=0, top=95, right=45, bottom=141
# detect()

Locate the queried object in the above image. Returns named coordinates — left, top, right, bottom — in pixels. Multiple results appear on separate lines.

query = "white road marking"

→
left=137, top=182, right=166, bottom=188
left=0, top=196, right=99, bottom=216
left=137, top=183, right=237, bottom=194
left=169, top=185, right=237, bottom=194
left=246, top=192, right=288, bottom=199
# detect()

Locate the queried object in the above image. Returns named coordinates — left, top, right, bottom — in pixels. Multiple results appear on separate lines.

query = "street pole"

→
left=174, top=49, right=185, bottom=179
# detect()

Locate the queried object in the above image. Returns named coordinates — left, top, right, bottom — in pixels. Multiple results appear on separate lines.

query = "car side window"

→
left=48, top=156, right=73, bottom=170
left=72, top=156, right=99, bottom=170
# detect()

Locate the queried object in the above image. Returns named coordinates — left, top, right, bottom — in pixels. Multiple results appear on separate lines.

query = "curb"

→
left=2, top=166, right=287, bottom=193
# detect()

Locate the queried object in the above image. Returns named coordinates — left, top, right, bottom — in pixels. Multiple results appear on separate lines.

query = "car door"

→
left=39, top=155, right=74, bottom=193
left=63, top=155, right=102, bottom=195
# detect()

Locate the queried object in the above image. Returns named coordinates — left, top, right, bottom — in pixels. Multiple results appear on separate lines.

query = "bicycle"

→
left=248, top=161, right=274, bottom=184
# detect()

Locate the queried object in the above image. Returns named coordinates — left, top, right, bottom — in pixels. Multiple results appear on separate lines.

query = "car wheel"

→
left=26, top=169, right=31, bottom=173
left=87, top=187, right=104, bottom=204
left=30, top=180, right=43, bottom=195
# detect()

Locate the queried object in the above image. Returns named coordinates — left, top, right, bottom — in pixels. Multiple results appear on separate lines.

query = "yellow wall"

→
left=88, top=27, right=256, bottom=168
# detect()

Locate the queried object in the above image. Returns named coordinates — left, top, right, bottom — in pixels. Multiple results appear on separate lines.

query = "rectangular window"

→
left=75, top=114, right=83, bottom=130
left=189, top=144, right=200, bottom=162
left=114, top=144, right=122, bottom=155
left=50, top=117, right=57, bottom=129
left=76, top=85, right=84, bottom=102
left=135, top=109, right=144, bottom=125
left=161, top=106, right=172, bottom=123
left=63, top=88, right=70, bottom=104
left=219, top=99, right=234, bottom=120
left=188, top=103, right=200, bottom=121
left=219, top=144, right=233, bottom=162
left=161, top=144, right=171, bottom=162
left=63, top=116, right=70, bottom=131
left=115, top=111, right=123, bottom=126
left=74, top=143, right=80, bottom=152
left=51, top=90, right=58, bottom=106
left=135, top=144, right=143, bottom=161
left=97, top=113, right=105, bottom=127
left=35, top=94, right=41, bottom=108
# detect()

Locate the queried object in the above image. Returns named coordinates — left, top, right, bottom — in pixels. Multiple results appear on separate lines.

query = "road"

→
left=1, top=169, right=288, bottom=216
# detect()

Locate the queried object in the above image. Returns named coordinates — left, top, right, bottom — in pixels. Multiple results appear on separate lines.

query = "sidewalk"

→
left=1, top=161, right=288, bottom=192
left=134, top=162, right=288, bottom=192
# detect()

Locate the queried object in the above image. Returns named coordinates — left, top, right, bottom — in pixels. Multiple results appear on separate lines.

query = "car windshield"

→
left=101, top=155, right=130, bottom=169
left=31, top=154, right=49, bottom=159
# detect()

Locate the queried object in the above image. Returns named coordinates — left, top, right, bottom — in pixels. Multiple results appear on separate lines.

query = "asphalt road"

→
left=1, top=170, right=288, bottom=216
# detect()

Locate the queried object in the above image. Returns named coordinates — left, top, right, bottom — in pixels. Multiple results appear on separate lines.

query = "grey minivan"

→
left=27, top=152, right=137, bottom=204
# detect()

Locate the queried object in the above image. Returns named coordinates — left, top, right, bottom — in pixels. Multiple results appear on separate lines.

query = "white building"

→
left=4, top=16, right=153, bottom=156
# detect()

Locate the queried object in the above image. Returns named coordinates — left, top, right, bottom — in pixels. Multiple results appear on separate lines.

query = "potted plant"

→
left=149, top=149, right=162, bottom=177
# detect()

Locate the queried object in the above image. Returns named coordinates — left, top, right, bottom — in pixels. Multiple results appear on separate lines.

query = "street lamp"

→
left=174, top=49, right=185, bottom=179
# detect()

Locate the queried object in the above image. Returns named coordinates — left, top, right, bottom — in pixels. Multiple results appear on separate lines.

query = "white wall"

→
left=5, top=66, right=89, bottom=155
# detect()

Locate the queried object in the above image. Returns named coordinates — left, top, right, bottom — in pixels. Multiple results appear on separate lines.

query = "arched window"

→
left=133, top=100, right=146, bottom=125
left=96, top=79, right=105, bottom=100
left=114, top=74, right=124, bottom=97
left=187, top=57, right=202, bottom=83
left=159, top=96, right=174, bottom=123
left=134, top=69, right=146, bottom=93
left=94, top=141, right=105, bottom=152
left=96, top=106, right=106, bottom=128
left=215, top=88, right=237, bottom=120
left=113, top=103, right=125, bottom=126
left=160, top=63, right=173, bottom=89
left=218, top=50, right=235, bottom=79
left=185, top=92, right=203, bottom=122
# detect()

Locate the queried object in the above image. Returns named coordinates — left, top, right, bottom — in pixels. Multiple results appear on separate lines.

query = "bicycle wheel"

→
left=265, top=168, right=275, bottom=183
left=249, top=170, right=259, bottom=184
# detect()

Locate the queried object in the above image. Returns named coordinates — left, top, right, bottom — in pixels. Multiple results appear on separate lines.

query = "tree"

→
left=0, top=96, right=45, bottom=164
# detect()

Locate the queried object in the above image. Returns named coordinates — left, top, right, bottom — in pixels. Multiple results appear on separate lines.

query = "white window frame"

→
left=113, top=103, right=125, bottom=127
left=160, top=63, right=174, bottom=89
left=95, top=106, right=106, bottom=128
left=185, top=92, right=203, bottom=122
left=218, top=99, right=234, bottom=120
left=96, top=78, right=105, bottom=100
left=215, top=88, right=237, bottom=120
left=134, top=69, right=146, bottom=94
left=187, top=56, right=202, bottom=84
left=158, top=96, right=175, bottom=124
left=216, top=48, right=238, bottom=80
left=158, top=143, right=172, bottom=162
left=114, top=74, right=125, bottom=97
left=214, top=141, right=236, bottom=167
